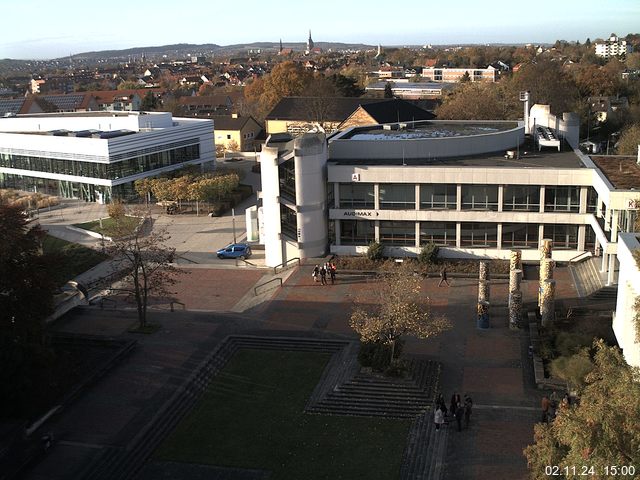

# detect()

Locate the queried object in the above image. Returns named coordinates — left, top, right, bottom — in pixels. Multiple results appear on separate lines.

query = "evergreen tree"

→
left=384, top=82, right=394, bottom=98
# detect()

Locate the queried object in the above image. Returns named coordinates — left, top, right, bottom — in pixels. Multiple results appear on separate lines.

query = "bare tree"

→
left=350, top=263, right=450, bottom=364
left=104, top=208, right=183, bottom=328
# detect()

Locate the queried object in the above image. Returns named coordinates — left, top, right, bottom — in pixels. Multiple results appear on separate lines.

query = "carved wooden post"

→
left=540, top=279, right=556, bottom=327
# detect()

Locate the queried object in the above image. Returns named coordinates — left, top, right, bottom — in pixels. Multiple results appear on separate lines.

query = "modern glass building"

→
left=0, top=111, right=214, bottom=203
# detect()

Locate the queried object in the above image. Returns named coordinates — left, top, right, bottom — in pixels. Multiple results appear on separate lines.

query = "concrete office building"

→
left=258, top=104, right=639, bottom=286
left=0, top=111, right=214, bottom=203
left=258, top=105, right=640, bottom=367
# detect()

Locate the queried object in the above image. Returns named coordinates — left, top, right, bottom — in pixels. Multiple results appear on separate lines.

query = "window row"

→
left=338, top=220, right=583, bottom=250
left=337, top=183, right=593, bottom=213
left=0, top=144, right=201, bottom=180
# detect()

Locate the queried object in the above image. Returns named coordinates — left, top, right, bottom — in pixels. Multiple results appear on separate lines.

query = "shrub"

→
left=384, top=360, right=409, bottom=378
left=549, top=349, right=594, bottom=390
left=554, top=331, right=593, bottom=357
left=366, top=241, right=384, bottom=261
left=417, top=242, right=439, bottom=265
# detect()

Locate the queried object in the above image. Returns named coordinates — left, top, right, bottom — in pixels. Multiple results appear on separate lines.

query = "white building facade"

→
left=0, top=111, right=214, bottom=203
left=595, top=34, right=632, bottom=58
left=612, top=233, right=640, bottom=368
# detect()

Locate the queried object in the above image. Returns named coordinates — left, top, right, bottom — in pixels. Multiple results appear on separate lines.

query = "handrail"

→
left=254, top=277, right=283, bottom=296
left=273, top=257, right=301, bottom=275
left=568, top=250, right=593, bottom=263
left=170, top=301, right=186, bottom=312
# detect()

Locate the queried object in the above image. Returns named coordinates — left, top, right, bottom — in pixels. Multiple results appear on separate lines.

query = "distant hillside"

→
left=60, top=41, right=375, bottom=61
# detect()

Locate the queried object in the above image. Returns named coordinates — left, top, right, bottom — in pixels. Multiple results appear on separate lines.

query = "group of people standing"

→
left=312, top=262, right=336, bottom=285
left=433, top=392, right=473, bottom=432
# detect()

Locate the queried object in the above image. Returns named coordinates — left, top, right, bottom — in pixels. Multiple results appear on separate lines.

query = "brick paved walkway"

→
left=26, top=263, right=581, bottom=480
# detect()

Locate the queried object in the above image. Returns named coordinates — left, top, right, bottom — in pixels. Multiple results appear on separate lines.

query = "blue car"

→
left=216, top=243, right=252, bottom=259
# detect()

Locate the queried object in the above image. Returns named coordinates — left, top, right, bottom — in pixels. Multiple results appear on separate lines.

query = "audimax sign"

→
left=343, top=211, right=379, bottom=217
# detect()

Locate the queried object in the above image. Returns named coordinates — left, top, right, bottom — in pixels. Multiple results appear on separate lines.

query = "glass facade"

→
left=379, top=221, right=415, bottom=246
left=0, top=141, right=200, bottom=181
left=379, top=184, right=415, bottom=210
left=461, top=185, right=498, bottom=211
left=339, top=183, right=374, bottom=208
left=420, top=184, right=456, bottom=209
left=419, top=221, right=456, bottom=246
left=460, top=222, right=498, bottom=247
left=503, top=185, right=540, bottom=211
left=340, top=219, right=374, bottom=245
left=502, top=223, right=539, bottom=248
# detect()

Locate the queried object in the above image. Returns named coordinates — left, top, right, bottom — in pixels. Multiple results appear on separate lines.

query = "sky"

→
left=2, top=0, right=639, bottom=60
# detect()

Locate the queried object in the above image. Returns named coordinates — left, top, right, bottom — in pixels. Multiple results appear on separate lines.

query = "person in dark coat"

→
left=319, top=265, right=327, bottom=285
left=438, top=267, right=450, bottom=287
left=464, top=394, right=473, bottom=428
left=450, top=392, right=461, bottom=416
left=455, top=402, right=464, bottom=432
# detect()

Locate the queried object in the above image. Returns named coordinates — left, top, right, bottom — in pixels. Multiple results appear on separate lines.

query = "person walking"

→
left=464, top=394, right=473, bottom=429
left=541, top=395, right=550, bottom=423
left=455, top=402, right=464, bottom=432
left=438, top=267, right=450, bottom=287
left=319, top=265, right=327, bottom=285
left=329, top=262, right=336, bottom=285
left=434, top=406, right=445, bottom=431
left=450, top=392, right=461, bottom=416
left=312, top=265, right=319, bottom=283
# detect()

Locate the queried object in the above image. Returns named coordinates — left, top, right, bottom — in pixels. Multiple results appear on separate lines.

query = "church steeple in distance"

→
left=306, top=29, right=314, bottom=54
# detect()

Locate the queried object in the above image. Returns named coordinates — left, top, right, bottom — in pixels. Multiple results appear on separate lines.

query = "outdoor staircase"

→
left=306, top=359, right=440, bottom=418
left=400, top=411, right=449, bottom=480
left=569, top=256, right=616, bottom=299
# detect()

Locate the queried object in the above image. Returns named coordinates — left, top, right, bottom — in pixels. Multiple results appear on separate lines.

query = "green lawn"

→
left=73, top=216, right=140, bottom=236
left=42, top=235, right=108, bottom=285
left=155, top=349, right=411, bottom=480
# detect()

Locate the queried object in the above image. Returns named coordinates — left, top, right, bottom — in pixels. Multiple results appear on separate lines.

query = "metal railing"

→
left=170, top=301, right=186, bottom=312
left=254, top=277, right=283, bottom=296
left=273, top=257, right=300, bottom=275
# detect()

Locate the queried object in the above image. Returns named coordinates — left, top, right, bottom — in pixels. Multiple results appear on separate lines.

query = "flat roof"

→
left=342, top=121, right=519, bottom=140
left=329, top=137, right=586, bottom=169
left=591, top=156, right=640, bottom=190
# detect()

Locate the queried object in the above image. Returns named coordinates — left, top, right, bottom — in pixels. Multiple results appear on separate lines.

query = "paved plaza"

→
left=21, top=255, right=582, bottom=480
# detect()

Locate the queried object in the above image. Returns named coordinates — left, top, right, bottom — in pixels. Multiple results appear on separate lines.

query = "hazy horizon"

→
left=3, top=0, right=638, bottom=60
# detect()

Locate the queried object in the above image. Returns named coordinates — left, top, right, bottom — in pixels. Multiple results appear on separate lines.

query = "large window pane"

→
left=503, top=185, right=540, bottom=211
left=543, top=224, right=578, bottom=249
left=420, top=184, right=456, bottom=209
left=340, top=220, right=375, bottom=245
left=339, top=183, right=374, bottom=209
left=545, top=186, right=579, bottom=212
left=460, top=223, right=497, bottom=247
left=278, top=158, right=296, bottom=202
left=461, top=185, right=498, bottom=211
left=419, top=222, right=456, bottom=246
left=502, top=223, right=539, bottom=248
left=379, top=184, right=415, bottom=210
left=280, top=204, right=297, bottom=240
left=379, top=221, right=415, bottom=246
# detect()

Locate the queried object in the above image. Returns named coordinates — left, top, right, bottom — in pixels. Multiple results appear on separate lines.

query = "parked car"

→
left=216, top=243, right=252, bottom=259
